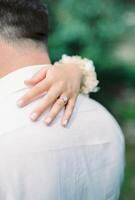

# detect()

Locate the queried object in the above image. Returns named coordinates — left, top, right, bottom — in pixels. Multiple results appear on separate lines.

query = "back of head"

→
left=0, top=0, right=48, bottom=45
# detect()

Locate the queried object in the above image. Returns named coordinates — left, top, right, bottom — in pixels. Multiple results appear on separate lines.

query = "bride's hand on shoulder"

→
left=17, top=63, right=83, bottom=127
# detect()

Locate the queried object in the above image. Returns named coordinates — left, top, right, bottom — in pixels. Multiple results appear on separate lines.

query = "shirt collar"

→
left=0, top=64, right=50, bottom=98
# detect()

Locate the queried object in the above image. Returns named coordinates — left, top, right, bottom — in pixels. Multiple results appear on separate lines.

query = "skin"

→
left=0, top=39, right=83, bottom=127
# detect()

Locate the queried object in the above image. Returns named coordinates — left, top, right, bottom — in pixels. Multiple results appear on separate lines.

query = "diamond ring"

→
left=59, top=95, right=69, bottom=105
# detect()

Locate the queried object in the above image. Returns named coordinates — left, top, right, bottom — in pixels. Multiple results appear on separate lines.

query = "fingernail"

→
left=17, top=99, right=24, bottom=107
left=63, top=120, right=68, bottom=127
left=30, top=113, right=38, bottom=121
left=45, top=117, right=52, bottom=125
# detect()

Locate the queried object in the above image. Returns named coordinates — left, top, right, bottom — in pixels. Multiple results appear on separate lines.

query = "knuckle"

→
left=36, top=104, right=45, bottom=112
left=69, top=101, right=75, bottom=108
left=48, top=95, right=55, bottom=102
left=47, top=73, right=55, bottom=83
left=36, top=102, right=48, bottom=112
left=57, top=100, right=64, bottom=107
left=50, top=110, right=57, bottom=117
left=68, top=106, right=74, bottom=113
left=22, top=94, right=31, bottom=102
left=45, top=93, right=53, bottom=102
left=40, top=100, right=49, bottom=109
left=35, top=84, right=44, bottom=92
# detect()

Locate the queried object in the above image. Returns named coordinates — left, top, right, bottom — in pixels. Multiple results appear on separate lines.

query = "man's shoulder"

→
left=0, top=91, right=124, bottom=152
left=75, top=95, right=122, bottom=133
left=74, top=94, right=107, bottom=113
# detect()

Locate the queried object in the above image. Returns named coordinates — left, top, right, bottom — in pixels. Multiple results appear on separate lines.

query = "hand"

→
left=17, top=63, right=83, bottom=127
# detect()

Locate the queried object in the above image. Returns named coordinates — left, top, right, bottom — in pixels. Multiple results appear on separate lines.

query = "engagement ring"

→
left=59, top=95, right=68, bottom=105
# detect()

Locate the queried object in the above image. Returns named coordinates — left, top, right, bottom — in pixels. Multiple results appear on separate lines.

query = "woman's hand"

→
left=17, top=63, right=82, bottom=127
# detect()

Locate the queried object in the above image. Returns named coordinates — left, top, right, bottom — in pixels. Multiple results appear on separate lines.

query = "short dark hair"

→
left=0, top=0, right=48, bottom=44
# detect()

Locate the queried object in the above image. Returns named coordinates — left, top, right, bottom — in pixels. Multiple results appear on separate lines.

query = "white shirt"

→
left=0, top=65, right=125, bottom=200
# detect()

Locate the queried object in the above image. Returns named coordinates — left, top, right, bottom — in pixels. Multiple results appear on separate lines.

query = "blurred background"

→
left=45, top=0, right=135, bottom=199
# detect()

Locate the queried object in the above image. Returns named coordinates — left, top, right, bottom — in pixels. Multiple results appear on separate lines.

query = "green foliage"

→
left=46, top=0, right=126, bottom=63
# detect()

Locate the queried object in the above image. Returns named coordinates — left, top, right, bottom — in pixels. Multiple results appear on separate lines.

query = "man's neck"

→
left=0, top=40, right=51, bottom=78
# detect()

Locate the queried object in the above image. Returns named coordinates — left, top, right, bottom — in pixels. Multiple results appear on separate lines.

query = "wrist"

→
left=56, top=55, right=99, bottom=95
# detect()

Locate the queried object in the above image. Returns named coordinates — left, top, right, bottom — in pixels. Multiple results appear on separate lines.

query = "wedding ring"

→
left=59, top=95, right=68, bottom=105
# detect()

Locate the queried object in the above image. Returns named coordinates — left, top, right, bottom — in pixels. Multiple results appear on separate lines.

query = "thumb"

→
left=24, top=67, right=49, bottom=85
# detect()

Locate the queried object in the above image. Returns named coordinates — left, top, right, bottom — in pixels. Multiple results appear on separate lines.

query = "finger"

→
left=17, top=79, right=50, bottom=107
left=45, top=96, right=68, bottom=125
left=24, top=67, right=49, bottom=85
left=61, top=96, right=77, bottom=127
left=30, top=86, right=62, bottom=121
